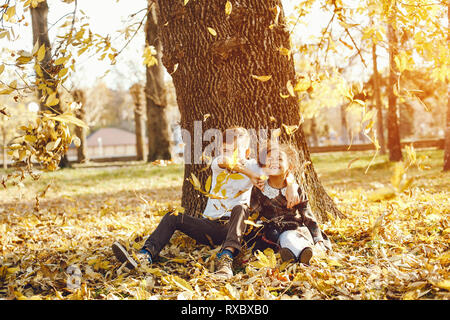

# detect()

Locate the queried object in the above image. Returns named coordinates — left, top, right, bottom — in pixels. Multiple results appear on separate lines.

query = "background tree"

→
left=386, top=3, right=403, bottom=161
left=371, top=41, right=386, bottom=154
left=72, top=89, right=88, bottom=163
left=30, top=0, right=72, bottom=167
left=145, top=1, right=171, bottom=162
left=130, top=83, right=146, bottom=161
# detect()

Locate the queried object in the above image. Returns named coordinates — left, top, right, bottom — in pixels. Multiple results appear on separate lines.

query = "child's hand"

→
left=250, top=175, right=265, bottom=191
left=285, top=184, right=301, bottom=208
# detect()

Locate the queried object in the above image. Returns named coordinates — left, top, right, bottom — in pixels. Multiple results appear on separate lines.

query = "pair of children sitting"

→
left=112, top=127, right=331, bottom=279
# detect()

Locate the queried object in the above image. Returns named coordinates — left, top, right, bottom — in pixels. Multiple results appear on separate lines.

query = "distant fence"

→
left=68, top=138, right=444, bottom=164
left=308, top=139, right=444, bottom=154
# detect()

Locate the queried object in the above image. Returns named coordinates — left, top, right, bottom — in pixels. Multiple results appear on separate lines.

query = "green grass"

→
left=1, top=149, right=447, bottom=204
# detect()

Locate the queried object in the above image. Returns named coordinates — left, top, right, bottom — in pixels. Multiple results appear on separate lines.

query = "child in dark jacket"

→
left=244, top=143, right=332, bottom=264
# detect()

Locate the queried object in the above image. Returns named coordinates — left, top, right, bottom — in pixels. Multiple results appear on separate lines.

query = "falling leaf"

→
left=190, top=173, right=202, bottom=190
left=251, top=75, right=272, bottom=82
left=286, top=80, right=295, bottom=97
left=282, top=124, right=298, bottom=135
left=225, top=1, right=232, bottom=15
left=207, top=27, right=217, bottom=36
left=278, top=47, right=291, bottom=58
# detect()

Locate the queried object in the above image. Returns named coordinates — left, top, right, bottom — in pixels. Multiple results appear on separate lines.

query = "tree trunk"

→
left=310, top=118, right=319, bottom=147
left=130, top=84, right=146, bottom=161
left=371, top=42, right=386, bottom=155
left=145, top=2, right=171, bottom=162
left=387, top=9, right=403, bottom=162
left=156, top=0, right=344, bottom=222
left=30, top=1, right=71, bottom=168
left=2, top=127, right=6, bottom=170
left=72, top=89, right=88, bottom=163
left=340, top=104, right=349, bottom=145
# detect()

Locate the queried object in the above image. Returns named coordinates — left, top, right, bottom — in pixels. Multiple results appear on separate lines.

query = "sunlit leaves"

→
left=251, top=248, right=277, bottom=269
left=54, top=57, right=70, bottom=66
left=48, top=113, right=89, bottom=129
left=3, top=5, right=16, bottom=22
left=394, top=51, right=413, bottom=73
left=294, top=76, right=311, bottom=92
left=7, top=111, right=87, bottom=172
left=143, top=46, right=158, bottom=67
left=45, top=92, right=59, bottom=107
left=37, top=44, right=46, bottom=62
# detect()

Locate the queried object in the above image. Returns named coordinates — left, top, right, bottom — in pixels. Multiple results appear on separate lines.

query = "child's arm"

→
left=218, top=157, right=265, bottom=190
left=301, top=202, right=325, bottom=246
left=285, top=173, right=301, bottom=208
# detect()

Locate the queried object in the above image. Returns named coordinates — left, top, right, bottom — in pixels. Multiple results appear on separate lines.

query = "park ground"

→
left=0, top=149, right=449, bottom=300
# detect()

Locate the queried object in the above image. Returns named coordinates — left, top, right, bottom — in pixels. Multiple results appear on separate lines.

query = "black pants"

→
left=142, top=204, right=250, bottom=258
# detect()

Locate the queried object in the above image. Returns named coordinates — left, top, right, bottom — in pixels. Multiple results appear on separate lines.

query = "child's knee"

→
left=231, top=205, right=247, bottom=216
left=161, top=211, right=179, bottom=226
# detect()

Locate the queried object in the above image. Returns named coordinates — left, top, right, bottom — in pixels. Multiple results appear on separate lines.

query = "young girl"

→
left=244, top=143, right=332, bottom=265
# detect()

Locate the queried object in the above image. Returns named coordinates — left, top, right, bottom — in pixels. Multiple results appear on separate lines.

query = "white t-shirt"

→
left=202, top=156, right=263, bottom=219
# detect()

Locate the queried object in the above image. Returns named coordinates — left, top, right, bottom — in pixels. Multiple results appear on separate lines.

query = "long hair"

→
left=257, top=142, right=300, bottom=174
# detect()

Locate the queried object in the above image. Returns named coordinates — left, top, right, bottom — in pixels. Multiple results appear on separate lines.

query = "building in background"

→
left=67, top=127, right=147, bottom=161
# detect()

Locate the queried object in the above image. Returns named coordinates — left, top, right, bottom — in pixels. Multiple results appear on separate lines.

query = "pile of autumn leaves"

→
left=0, top=166, right=448, bottom=300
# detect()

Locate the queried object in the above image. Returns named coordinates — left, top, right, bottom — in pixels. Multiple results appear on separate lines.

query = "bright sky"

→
left=0, top=0, right=386, bottom=90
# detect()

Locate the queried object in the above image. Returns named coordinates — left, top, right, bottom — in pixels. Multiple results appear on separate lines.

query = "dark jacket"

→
left=247, top=185, right=332, bottom=251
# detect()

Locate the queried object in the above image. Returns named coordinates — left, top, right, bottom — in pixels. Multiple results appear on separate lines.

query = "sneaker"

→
left=136, top=248, right=153, bottom=264
left=214, top=254, right=234, bottom=279
left=111, top=241, right=140, bottom=269
left=280, top=247, right=297, bottom=263
left=298, top=247, right=313, bottom=265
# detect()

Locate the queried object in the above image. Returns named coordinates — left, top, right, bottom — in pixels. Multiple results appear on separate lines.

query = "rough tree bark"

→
left=72, top=89, right=88, bottom=163
left=155, top=0, right=344, bottom=222
left=145, top=2, right=171, bottom=162
left=30, top=1, right=71, bottom=168
left=130, top=84, right=146, bottom=161
left=386, top=7, right=403, bottom=162
left=371, top=42, right=386, bottom=155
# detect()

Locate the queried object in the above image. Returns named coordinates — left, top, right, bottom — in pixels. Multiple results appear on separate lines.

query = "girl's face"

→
left=263, top=149, right=289, bottom=176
